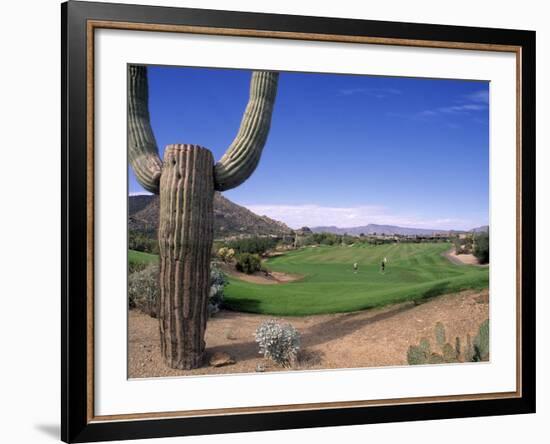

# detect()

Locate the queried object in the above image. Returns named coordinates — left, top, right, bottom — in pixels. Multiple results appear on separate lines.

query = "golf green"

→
left=224, top=243, right=489, bottom=316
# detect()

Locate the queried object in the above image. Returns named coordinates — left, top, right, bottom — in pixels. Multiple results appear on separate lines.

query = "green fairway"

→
left=224, top=243, right=489, bottom=316
left=129, top=249, right=158, bottom=265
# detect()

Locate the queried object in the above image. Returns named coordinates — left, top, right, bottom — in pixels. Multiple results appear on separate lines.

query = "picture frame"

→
left=61, top=1, right=536, bottom=442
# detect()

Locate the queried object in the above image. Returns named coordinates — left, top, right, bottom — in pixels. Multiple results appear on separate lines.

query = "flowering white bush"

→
left=128, top=263, right=159, bottom=317
left=208, top=265, right=228, bottom=316
left=255, top=320, right=300, bottom=367
left=128, top=262, right=228, bottom=318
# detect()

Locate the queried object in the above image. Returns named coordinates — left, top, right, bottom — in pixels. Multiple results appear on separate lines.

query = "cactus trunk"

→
left=157, top=144, right=214, bottom=369
left=128, top=65, right=278, bottom=370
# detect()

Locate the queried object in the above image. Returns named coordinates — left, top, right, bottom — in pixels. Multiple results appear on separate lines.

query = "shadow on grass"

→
left=222, top=298, right=262, bottom=314
left=413, top=281, right=451, bottom=305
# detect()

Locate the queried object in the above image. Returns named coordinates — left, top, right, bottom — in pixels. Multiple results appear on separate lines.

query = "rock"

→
left=209, top=352, right=235, bottom=367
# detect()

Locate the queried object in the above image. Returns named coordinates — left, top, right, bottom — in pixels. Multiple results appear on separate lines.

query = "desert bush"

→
left=255, top=320, right=301, bottom=367
left=235, top=253, right=262, bottom=274
left=227, top=236, right=277, bottom=256
left=128, top=262, right=228, bottom=318
left=209, top=264, right=228, bottom=316
left=308, top=232, right=342, bottom=246
left=128, top=260, right=148, bottom=274
left=473, top=232, right=489, bottom=264
left=128, top=263, right=159, bottom=317
left=217, top=247, right=236, bottom=263
left=453, top=236, right=473, bottom=255
left=128, top=229, right=158, bottom=254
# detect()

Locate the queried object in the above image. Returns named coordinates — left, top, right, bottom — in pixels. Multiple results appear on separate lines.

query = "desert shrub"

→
left=473, top=232, right=489, bottom=264
left=128, top=263, right=160, bottom=317
left=255, top=320, right=301, bottom=367
left=308, top=232, right=342, bottom=246
left=217, top=247, right=235, bottom=263
left=128, top=229, right=158, bottom=254
left=227, top=236, right=277, bottom=256
left=453, top=236, right=473, bottom=255
left=208, top=265, right=228, bottom=316
left=128, top=260, right=148, bottom=274
left=235, top=253, right=262, bottom=274
left=128, top=262, right=228, bottom=318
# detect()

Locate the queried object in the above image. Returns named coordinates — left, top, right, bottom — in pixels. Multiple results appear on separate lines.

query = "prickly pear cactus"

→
left=473, top=319, right=490, bottom=361
left=407, top=320, right=489, bottom=366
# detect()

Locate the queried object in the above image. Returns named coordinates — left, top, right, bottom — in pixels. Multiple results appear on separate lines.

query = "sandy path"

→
left=442, top=248, right=488, bottom=267
left=217, top=262, right=302, bottom=285
left=128, top=289, right=489, bottom=378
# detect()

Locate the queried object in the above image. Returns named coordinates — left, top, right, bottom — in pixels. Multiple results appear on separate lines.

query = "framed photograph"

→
left=62, top=1, right=535, bottom=442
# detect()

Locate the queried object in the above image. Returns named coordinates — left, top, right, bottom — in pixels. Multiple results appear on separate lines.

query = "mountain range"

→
left=129, top=194, right=488, bottom=239
left=129, top=193, right=293, bottom=239
left=311, top=223, right=488, bottom=236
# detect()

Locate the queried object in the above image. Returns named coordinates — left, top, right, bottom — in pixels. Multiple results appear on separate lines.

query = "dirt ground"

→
left=443, top=249, right=488, bottom=267
left=128, top=289, right=489, bottom=378
left=217, top=261, right=302, bottom=284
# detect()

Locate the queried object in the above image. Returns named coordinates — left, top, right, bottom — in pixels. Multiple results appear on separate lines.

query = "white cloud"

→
left=242, top=203, right=472, bottom=230
left=417, top=102, right=487, bottom=118
left=129, top=191, right=153, bottom=196
left=464, top=90, right=489, bottom=104
left=389, top=89, right=489, bottom=122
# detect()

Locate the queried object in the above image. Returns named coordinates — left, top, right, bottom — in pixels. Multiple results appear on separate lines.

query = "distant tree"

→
left=473, top=232, right=489, bottom=264
left=235, top=253, right=262, bottom=274
left=129, top=230, right=158, bottom=254
left=310, top=232, right=341, bottom=246
left=227, top=236, right=277, bottom=256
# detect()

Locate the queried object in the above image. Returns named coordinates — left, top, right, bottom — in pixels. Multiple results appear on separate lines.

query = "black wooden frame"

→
left=62, top=1, right=536, bottom=442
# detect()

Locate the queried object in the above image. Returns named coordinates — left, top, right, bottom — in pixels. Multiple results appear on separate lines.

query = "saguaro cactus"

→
left=128, top=65, right=279, bottom=369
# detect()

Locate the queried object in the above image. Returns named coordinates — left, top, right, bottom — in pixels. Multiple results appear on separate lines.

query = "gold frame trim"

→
left=86, top=20, right=523, bottom=423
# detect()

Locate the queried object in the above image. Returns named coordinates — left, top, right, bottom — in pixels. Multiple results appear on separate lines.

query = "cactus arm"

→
left=128, top=65, right=163, bottom=194
left=213, top=71, right=279, bottom=191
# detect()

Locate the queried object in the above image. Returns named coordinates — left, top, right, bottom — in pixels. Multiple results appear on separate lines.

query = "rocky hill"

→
left=129, top=193, right=292, bottom=239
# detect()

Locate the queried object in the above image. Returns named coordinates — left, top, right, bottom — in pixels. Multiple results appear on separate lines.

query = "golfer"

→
left=353, top=262, right=358, bottom=273
left=380, top=260, right=385, bottom=273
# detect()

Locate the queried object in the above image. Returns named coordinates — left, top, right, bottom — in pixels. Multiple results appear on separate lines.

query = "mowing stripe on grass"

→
left=224, top=243, right=488, bottom=316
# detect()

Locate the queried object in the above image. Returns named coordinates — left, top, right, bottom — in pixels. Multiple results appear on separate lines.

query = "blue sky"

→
left=129, top=65, right=489, bottom=230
